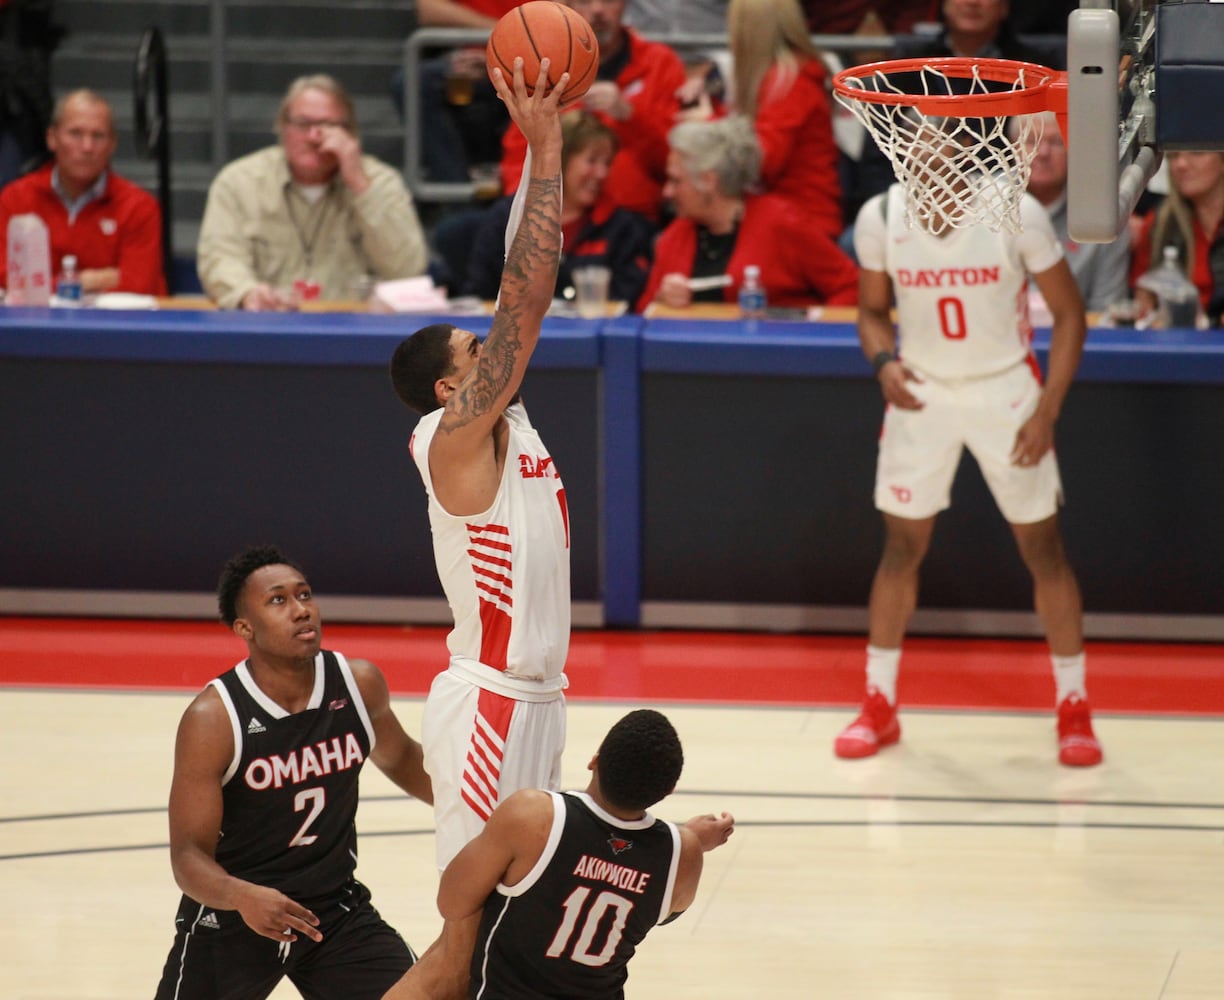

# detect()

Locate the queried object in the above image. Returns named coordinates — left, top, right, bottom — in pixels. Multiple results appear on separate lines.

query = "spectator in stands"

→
left=197, top=74, right=428, bottom=311
left=500, top=0, right=688, bottom=223
left=0, top=0, right=65, bottom=189
left=1130, top=151, right=1224, bottom=328
left=1004, top=0, right=1076, bottom=36
left=467, top=111, right=654, bottom=304
left=638, top=116, right=858, bottom=312
left=840, top=0, right=1061, bottom=259
left=0, top=89, right=166, bottom=295
left=804, top=2, right=935, bottom=38
left=820, top=6, right=937, bottom=241
left=727, top=0, right=843, bottom=239
left=897, top=0, right=1059, bottom=67
left=625, top=0, right=726, bottom=35
left=393, top=0, right=518, bottom=189
left=1020, top=112, right=1129, bottom=313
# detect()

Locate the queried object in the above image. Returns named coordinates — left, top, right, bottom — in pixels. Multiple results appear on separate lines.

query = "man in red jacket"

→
left=499, top=0, right=687, bottom=222
left=0, top=89, right=166, bottom=295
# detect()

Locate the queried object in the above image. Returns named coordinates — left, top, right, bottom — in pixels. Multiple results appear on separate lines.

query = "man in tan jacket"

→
left=197, top=74, right=428, bottom=310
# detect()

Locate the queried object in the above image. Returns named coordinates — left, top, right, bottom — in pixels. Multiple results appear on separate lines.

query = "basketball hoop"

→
left=833, top=57, right=1068, bottom=235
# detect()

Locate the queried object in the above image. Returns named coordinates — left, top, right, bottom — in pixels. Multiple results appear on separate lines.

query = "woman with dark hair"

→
left=465, top=110, right=655, bottom=305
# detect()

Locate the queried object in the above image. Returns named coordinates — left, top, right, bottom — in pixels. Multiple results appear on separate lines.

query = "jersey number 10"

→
left=546, top=887, right=634, bottom=967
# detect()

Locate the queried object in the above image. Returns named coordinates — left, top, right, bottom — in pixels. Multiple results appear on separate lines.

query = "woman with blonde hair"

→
left=727, top=0, right=842, bottom=238
left=1130, top=151, right=1224, bottom=327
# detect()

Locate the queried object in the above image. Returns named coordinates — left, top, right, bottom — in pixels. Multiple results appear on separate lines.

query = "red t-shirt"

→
left=0, top=164, right=166, bottom=295
left=461, top=0, right=523, bottom=19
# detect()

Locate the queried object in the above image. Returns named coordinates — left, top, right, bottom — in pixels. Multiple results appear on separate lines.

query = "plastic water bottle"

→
left=738, top=264, right=766, bottom=320
left=1138, top=245, right=1200, bottom=329
left=56, top=254, right=83, bottom=304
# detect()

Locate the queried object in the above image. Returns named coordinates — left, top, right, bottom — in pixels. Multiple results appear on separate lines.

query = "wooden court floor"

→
left=2, top=618, right=1222, bottom=999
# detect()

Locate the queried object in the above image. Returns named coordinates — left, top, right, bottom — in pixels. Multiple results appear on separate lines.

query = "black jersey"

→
left=206, top=649, right=374, bottom=907
left=470, top=791, right=681, bottom=1000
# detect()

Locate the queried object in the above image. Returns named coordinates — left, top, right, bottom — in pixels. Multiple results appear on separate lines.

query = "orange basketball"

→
left=486, top=1, right=600, bottom=106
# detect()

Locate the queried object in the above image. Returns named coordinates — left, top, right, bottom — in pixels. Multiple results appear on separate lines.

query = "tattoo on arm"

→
left=440, top=175, right=561, bottom=433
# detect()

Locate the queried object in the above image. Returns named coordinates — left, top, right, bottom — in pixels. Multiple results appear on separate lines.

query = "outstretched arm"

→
left=668, top=811, right=735, bottom=916
left=427, top=59, right=565, bottom=501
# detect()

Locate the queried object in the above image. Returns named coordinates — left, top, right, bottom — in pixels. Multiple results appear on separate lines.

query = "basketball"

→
left=486, top=1, right=600, bottom=106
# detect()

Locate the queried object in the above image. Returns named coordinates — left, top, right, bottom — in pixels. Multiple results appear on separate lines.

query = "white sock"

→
left=1052, top=651, right=1087, bottom=705
left=866, top=645, right=901, bottom=705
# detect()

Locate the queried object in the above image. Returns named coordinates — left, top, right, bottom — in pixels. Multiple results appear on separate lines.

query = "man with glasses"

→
left=197, top=74, right=428, bottom=310
left=0, top=88, right=166, bottom=295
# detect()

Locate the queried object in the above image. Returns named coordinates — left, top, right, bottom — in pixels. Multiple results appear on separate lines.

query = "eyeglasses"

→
left=284, top=117, right=349, bottom=132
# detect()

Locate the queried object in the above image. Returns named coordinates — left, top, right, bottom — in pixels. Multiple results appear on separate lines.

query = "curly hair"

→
left=389, top=323, right=458, bottom=415
left=216, top=544, right=302, bottom=626
left=596, top=709, right=684, bottom=812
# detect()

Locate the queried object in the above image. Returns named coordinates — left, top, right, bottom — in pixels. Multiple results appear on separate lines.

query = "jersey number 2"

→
left=545, top=887, right=632, bottom=967
left=289, top=787, right=325, bottom=847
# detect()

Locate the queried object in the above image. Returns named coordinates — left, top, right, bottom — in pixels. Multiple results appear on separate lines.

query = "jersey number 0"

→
left=937, top=296, right=968, bottom=339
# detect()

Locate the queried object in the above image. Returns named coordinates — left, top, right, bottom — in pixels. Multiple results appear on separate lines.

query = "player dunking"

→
left=389, top=59, right=569, bottom=872
left=834, top=164, right=1104, bottom=767
left=153, top=545, right=432, bottom=999
left=387, top=710, right=734, bottom=1000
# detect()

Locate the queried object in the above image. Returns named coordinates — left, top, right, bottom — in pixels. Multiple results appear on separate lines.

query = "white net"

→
left=835, top=61, right=1052, bottom=235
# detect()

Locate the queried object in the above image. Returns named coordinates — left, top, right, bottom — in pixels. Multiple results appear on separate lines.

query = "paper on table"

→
left=93, top=292, right=159, bottom=310
left=685, top=274, right=733, bottom=292
left=372, top=276, right=450, bottom=313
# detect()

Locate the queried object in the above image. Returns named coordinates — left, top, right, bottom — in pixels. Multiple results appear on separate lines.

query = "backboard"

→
left=1066, top=0, right=1224, bottom=242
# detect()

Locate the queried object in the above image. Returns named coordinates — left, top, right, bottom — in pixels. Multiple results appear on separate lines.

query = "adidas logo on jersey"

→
left=247, top=717, right=266, bottom=734
left=198, top=911, right=220, bottom=930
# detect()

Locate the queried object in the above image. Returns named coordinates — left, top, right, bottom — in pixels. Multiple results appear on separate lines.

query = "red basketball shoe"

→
left=1057, top=695, right=1103, bottom=767
left=834, top=688, right=901, bottom=759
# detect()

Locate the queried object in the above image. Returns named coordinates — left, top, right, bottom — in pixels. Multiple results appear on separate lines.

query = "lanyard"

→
left=284, top=186, right=331, bottom=273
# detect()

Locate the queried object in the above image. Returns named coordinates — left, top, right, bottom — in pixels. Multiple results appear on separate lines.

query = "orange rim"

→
left=832, top=56, right=1066, bottom=117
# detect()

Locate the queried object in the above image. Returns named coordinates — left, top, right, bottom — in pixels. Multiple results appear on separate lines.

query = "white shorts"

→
left=422, top=666, right=566, bottom=870
left=874, top=361, right=1063, bottom=524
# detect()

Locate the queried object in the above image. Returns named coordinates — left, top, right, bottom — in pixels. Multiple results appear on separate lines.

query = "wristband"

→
left=871, top=350, right=896, bottom=374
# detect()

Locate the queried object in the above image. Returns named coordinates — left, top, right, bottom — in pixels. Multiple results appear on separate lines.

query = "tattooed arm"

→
left=428, top=58, right=566, bottom=515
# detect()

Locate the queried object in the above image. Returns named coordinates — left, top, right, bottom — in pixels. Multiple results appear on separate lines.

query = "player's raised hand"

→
left=490, top=56, right=566, bottom=155
left=684, top=811, right=735, bottom=851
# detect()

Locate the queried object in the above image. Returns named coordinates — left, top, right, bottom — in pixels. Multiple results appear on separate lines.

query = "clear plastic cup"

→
left=572, top=266, right=610, bottom=319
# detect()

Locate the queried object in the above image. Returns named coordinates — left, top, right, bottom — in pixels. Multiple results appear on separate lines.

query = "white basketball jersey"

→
left=855, top=185, right=1064, bottom=379
left=410, top=402, right=571, bottom=682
